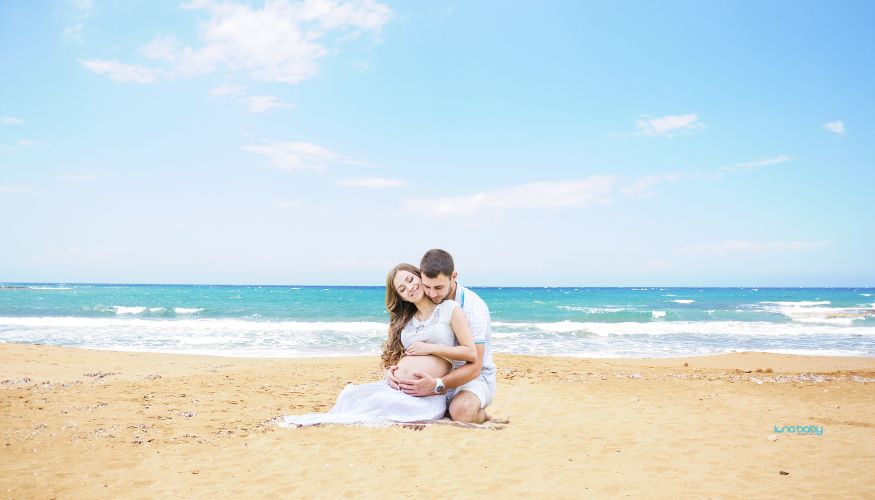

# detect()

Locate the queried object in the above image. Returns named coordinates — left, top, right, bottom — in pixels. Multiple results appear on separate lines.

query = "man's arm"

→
left=439, top=344, right=483, bottom=389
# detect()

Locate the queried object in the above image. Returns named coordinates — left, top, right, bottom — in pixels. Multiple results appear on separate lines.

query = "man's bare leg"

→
left=448, top=390, right=489, bottom=424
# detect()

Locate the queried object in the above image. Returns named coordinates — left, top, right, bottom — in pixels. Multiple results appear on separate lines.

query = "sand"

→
left=2, top=344, right=874, bottom=498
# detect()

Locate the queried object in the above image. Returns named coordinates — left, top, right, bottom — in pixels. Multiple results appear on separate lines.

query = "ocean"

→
left=1, top=284, right=874, bottom=358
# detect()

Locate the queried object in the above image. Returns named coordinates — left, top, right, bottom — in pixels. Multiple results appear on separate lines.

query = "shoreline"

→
left=2, top=343, right=874, bottom=497
left=2, top=341, right=873, bottom=363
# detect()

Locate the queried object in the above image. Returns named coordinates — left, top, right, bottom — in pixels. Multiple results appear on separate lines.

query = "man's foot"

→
left=475, top=409, right=489, bottom=424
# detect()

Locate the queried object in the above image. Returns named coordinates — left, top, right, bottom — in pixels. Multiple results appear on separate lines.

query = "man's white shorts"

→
left=447, top=376, right=495, bottom=409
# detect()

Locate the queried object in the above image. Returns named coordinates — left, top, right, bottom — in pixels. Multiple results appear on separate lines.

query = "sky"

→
left=1, top=0, right=874, bottom=286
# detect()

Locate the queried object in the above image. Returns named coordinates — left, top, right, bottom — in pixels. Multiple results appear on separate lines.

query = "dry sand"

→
left=2, top=344, right=874, bottom=498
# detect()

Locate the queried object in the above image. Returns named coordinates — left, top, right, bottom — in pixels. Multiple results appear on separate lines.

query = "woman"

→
left=280, top=263, right=476, bottom=427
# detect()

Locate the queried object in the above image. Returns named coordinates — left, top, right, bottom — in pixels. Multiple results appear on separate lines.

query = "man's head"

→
left=420, top=248, right=458, bottom=304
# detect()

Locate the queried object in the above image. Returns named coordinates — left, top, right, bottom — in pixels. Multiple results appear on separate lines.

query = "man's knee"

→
left=448, top=391, right=482, bottom=422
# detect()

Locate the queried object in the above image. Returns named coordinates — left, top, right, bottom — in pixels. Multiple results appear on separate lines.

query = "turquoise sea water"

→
left=1, top=284, right=874, bottom=358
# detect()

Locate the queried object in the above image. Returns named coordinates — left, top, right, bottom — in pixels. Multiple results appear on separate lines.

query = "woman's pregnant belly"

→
left=396, top=354, right=451, bottom=381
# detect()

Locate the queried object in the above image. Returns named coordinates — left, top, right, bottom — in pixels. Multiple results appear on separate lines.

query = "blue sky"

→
left=1, top=0, right=873, bottom=286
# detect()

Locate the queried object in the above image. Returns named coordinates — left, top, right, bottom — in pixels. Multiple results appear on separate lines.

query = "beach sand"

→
left=2, top=344, right=874, bottom=498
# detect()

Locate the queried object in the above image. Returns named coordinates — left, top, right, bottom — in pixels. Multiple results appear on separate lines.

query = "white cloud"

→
left=405, top=176, right=618, bottom=217
left=822, top=120, right=846, bottom=135
left=1, top=116, right=23, bottom=125
left=17, top=139, right=41, bottom=147
left=80, top=59, right=158, bottom=83
left=635, top=114, right=705, bottom=138
left=241, top=95, right=294, bottom=113
left=679, top=240, right=831, bottom=255
left=132, top=0, right=393, bottom=84
left=719, top=155, right=792, bottom=174
left=210, top=84, right=245, bottom=96
left=622, top=172, right=686, bottom=198
left=339, top=177, right=405, bottom=188
left=242, top=141, right=348, bottom=172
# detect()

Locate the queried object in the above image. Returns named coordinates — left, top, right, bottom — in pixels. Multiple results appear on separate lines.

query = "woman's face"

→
left=392, top=269, right=424, bottom=303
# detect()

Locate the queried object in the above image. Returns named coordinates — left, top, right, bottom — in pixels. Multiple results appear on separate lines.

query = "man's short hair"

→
left=420, top=249, right=455, bottom=278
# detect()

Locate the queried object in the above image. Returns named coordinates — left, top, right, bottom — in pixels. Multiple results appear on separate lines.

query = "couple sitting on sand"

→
left=282, top=249, right=496, bottom=427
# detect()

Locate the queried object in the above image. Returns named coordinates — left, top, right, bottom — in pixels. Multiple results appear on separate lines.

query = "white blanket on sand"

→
left=279, top=381, right=447, bottom=427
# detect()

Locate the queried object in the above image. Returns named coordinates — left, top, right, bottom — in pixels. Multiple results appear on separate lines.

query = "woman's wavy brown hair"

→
left=382, top=263, right=420, bottom=368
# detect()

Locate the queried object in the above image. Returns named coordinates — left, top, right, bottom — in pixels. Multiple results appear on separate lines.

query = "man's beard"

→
left=430, top=283, right=453, bottom=304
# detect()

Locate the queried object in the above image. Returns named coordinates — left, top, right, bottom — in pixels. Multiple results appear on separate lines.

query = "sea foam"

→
left=114, top=306, right=147, bottom=315
left=174, top=308, right=204, bottom=314
left=490, top=320, right=875, bottom=337
left=759, top=301, right=875, bottom=325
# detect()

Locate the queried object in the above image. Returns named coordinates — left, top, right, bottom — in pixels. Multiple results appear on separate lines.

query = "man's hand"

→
left=398, top=371, right=436, bottom=397
left=385, top=365, right=400, bottom=390
left=405, top=342, right=434, bottom=356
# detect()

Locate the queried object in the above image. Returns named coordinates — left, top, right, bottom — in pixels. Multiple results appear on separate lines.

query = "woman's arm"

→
left=405, top=306, right=476, bottom=363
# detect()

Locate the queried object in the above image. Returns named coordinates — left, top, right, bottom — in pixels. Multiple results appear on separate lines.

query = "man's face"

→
left=421, top=272, right=455, bottom=304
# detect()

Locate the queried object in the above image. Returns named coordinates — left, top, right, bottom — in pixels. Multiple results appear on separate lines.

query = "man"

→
left=389, top=249, right=496, bottom=423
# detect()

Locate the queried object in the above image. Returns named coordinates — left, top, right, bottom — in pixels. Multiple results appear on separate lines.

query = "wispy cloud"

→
left=822, top=120, right=846, bottom=135
left=0, top=138, right=44, bottom=153
left=0, top=185, right=36, bottom=194
left=80, top=59, right=159, bottom=83
left=63, top=24, right=85, bottom=44
left=339, top=177, right=406, bottom=188
left=679, top=240, right=831, bottom=255
left=719, top=155, right=792, bottom=174
left=621, top=172, right=687, bottom=198
left=87, top=0, right=392, bottom=86
left=210, top=85, right=292, bottom=113
left=242, top=140, right=357, bottom=172
left=69, top=0, right=94, bottom=13
left=63, top=0, right=94, bottom=44
left=139, top=35, right=183, bottom=62
left=1, top=116, right=23, bottom=125
left=241, top=95, right=294, bottom=113
left=275, top=200, right=304, bottom=209
left=635, top=113, right=705, bottom=138
left=621, top=154, right=792, bottom=198
left=58, top=172, right=102, bottom=183
left=405, top=176, right=618, bottom=217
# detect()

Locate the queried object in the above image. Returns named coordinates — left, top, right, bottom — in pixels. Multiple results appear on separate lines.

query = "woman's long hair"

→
left=382, top=263, right=420, bottom=368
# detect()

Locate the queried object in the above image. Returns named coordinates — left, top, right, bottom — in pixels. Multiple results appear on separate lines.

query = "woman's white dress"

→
left=279, top=300, right=459, bottom=427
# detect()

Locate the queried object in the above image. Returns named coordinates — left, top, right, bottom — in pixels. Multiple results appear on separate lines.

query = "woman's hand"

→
left=405, top=342, right=434, bottom=356
left=385, top=365, right=400, bottom=389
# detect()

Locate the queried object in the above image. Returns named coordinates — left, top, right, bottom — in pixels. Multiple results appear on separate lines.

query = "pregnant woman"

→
left=280, top=263, right=476, bottom=427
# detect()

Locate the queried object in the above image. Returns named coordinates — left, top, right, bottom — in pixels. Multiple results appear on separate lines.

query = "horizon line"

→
left=3, top=282, right=875, bottom=289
